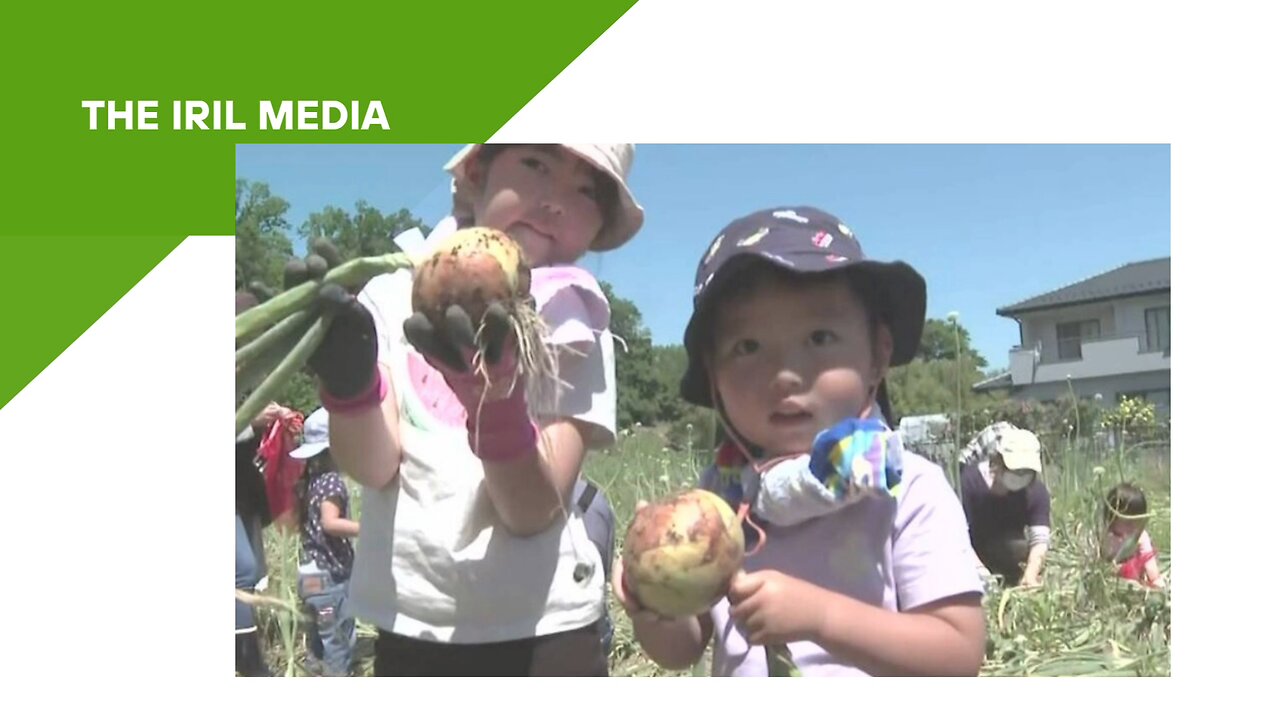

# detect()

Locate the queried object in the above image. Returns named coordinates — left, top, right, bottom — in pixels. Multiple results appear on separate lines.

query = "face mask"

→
left=752, top=417, right=903, bottom=527
left=999, top=468, right=1035, bottom=492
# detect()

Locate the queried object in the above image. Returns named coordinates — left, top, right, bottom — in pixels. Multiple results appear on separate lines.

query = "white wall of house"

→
left=1034, top=336, right=1170, bottom=381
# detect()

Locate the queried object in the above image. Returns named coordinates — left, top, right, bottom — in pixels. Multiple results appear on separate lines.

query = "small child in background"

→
left=291, top=408, right=361, bottom=676
left=1103, top=483, right=1166, bottom=590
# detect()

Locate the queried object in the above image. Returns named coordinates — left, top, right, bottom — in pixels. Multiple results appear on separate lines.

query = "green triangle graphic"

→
left=0, top=1, right=637, bottom=413
left=0, top=237, right=184, bottom=410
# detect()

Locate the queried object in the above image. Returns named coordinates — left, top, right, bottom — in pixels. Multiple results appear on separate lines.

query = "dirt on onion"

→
left=409, top=226, right=557, bottom=408
left=622, top=489, right=746, bottom=618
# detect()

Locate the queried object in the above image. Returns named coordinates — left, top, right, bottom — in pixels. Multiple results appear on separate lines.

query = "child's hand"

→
left=727, top=570, right=828, bottom=645
left=611, top=500, right=668, bottom=624
left=403, top=305, right=522, bottom=408
left=282, top=242, right=382, bottom=405
left=310, top=284, right=382, bottom=403
left=403, top=305, right=536, bottom=462
left=611, top=558, right=664, bottom=624
left=251, top=402, right=289, bottom=430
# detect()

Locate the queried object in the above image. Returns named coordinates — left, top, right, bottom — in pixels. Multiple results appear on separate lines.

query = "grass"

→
left=977, top=443, right=1171, bottom=676
left=248, top=485, right=379, bottom=677
left=250, top=426, right=1170, bottom=677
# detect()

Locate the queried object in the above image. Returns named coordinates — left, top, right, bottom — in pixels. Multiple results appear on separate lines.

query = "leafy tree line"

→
left=237, top=178, right=1008, bottom=434
left=236, top=180, right=430, bottom=414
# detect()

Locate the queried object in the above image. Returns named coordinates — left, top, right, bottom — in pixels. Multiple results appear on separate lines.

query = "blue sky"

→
left=235, top=144, right=1169, bottom=369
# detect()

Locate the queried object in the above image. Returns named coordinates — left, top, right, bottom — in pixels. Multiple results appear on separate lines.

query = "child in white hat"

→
left=291, top=145, right=645, bottom=675
left=290, top=408, right=360, bottom=676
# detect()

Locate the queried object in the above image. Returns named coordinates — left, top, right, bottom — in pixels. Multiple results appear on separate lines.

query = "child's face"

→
left=1109, top=516, right=1146, bottom=540
left=1106, top=516, right=1146, bottom=560
left=465, top=145, right=606, bottom=267
left=710, top=273, right=891, bottom=457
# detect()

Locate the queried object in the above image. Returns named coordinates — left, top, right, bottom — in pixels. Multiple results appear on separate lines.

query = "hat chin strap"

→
left=706, top=366, right=888, bottom=478
left=705, top=369, right=805, bottom=478
left=705, top=365, right=889, bottom=560
left=705, top=378, right=775, bottom=558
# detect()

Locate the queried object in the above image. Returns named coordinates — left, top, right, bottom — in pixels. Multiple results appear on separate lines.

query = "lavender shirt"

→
left=700, top=451, right=983, bottom=676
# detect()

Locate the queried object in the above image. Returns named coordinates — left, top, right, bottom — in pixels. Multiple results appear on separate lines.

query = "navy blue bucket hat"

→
left=680, top=206, right=927, bottom=408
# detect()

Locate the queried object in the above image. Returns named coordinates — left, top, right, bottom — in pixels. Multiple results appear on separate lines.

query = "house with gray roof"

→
left=975, top=257, right=1170, bottom=415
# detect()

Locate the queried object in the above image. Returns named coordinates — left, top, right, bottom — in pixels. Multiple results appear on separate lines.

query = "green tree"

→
left=887, top=315, right=1003, bottom=419
left=887, top=358, right=1006, bottom=417
left=300, top=201, right=429, bottom=262
left=601, top=282, right=666, bottom=427
left=274, top=372, right=322, bottom=418
left=284, top=201, right=426, bottom=417
left=916, top=318, right=987, bottom=368
left=888, top=359, right=956, bottom=417
left=652, top=344, right=689, bottom=421
left=235, top=179, right=292, bottom=290
left=285, top=202, right=426, bottom=416
left=236, top=185, right=432, bottom=417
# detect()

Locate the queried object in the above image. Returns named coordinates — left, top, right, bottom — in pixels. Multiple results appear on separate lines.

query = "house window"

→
left=1145, top=306, right=1170, bottom=353
left=1056, top=319, right=1101, bottom=360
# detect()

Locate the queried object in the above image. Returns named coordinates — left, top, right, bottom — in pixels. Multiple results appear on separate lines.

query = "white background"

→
left=2, top=0, right=1273, bottom=704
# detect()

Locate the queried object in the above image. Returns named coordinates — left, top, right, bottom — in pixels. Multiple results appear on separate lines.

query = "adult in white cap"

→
left=958, top=424, right=1052, bottom=587
left=289, top=408, right=361, bottom=676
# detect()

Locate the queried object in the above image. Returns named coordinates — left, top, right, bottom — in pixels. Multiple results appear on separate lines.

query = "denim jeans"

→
left=235, top=513, right=263, bottom=632
left=298, top=564, right=356, bottom=676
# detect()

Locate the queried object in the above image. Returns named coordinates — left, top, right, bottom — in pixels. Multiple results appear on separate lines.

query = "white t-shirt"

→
left=346, top=224, right=617, bottom=643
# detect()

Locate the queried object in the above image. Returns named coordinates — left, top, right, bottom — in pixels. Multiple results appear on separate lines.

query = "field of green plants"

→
left=249, top=426, right=1170, bottom=677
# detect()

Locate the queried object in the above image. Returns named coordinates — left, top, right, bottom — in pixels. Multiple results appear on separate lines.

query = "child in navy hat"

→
left=614, top=207, right=985, bottom=676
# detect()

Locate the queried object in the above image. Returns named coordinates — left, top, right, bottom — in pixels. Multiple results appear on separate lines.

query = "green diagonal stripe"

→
left=3, top=3, right=637, bottom=237
left=0, top=1, right=636, bottom=412
left=0, top=237, right=184, bottom=410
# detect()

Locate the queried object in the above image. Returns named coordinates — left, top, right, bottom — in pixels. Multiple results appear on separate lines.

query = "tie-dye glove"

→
left=808, top=418, right=904, bottom=499
left=753, top=419, right=904, bottom=527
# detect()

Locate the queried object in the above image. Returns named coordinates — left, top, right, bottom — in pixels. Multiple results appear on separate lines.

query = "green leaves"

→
left=301, top=201, right=428, bottom=264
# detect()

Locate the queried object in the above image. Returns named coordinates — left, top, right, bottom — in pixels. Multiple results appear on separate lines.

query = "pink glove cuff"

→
left=466, top=392, right=538, bottom=462
left=320, top=367, right=387, bottom=414
left=419, top=342, right=534, bottom=461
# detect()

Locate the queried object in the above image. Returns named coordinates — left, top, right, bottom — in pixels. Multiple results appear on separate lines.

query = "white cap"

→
left=996, top=427, right=1042, bottom=475
left=289, top=408, right=330, bottom=460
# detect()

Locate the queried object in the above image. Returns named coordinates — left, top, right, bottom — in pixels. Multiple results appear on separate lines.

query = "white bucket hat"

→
left=289, top=408, right=330, bottom=460
left=442, top=143, right=645, bottom=252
